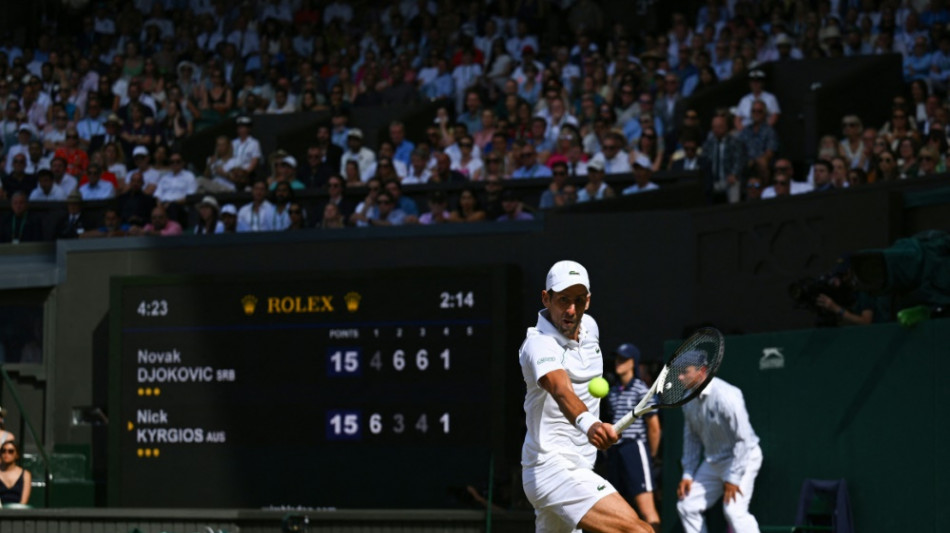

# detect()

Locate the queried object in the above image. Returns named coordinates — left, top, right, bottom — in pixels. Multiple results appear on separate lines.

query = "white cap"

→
left=347, top=128, right=363, bottom=139
left=199, top=195, right=220, bottom=211
left=632, top=153, right=652, bottom=169
left=220, top=204, right=237, bottom=215
left=546, top=260, right=590, bottom=292
left=282, top=155, right=297, bottom=168
left=133, top=145, right=149, bottom=157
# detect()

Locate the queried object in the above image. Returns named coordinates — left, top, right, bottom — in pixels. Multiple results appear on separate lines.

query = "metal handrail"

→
left=0, top=365, right=52, bottom=507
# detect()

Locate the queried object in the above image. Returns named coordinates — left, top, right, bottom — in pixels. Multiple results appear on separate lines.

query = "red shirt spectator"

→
left=53, top=131, right=89, bottom=177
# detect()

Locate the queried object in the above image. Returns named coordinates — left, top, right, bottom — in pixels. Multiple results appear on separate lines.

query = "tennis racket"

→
left=614, top=327, right=724, bottom=433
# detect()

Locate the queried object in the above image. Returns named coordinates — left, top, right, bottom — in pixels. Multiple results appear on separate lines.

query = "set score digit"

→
left=326, top=410, right=452, bottom=441
left=327, top=347, right=452, bottom=375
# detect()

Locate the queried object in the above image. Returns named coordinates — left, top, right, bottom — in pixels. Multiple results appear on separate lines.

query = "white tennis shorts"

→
left=523, top=457, right=617, bottom=533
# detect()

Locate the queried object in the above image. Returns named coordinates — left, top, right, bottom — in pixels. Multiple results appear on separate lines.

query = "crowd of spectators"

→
left=1, top=0, right=950, bottom=241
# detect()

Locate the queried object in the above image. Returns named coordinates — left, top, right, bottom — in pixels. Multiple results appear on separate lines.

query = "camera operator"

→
left=791, top=255, right=892, bottom=327
left=814, top=257, right=889, bottom=326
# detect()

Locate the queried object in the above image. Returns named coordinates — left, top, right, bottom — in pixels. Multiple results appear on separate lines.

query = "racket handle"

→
left=615, top=411, right=636, bottom=433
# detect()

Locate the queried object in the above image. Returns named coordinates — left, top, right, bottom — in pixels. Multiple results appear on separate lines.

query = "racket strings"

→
left=656, top=330, right=724, bottom=407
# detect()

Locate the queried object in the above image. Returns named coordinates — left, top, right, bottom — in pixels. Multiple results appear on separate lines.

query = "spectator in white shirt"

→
left=340, top=128, right=376, bottom=181
left=29, top=169, right=66, bottom=201
left=153, top=152, right=197, bottom=205
left=232, top=116, right=262, bottom=175
left=50, top=156, right=77, bottom=195
left=237, top=180, right=277, bottom=232
left=589, top=132, right=633, bottom=175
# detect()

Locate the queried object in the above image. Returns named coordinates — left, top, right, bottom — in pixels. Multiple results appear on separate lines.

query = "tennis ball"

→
left=588, top=377, right=609, bottom=398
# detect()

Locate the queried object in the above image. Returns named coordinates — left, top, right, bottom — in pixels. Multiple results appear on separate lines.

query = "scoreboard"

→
left=108, top=266, right=517, bottom=508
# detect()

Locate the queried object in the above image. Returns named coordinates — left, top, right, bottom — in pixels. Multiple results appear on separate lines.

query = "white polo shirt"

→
left=153, top=170, right=198, bottom=203
left=520, top=311, right=602, bottom=471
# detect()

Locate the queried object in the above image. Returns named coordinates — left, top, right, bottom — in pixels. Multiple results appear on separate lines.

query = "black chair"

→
left=762, top=478, right=853, bottom=533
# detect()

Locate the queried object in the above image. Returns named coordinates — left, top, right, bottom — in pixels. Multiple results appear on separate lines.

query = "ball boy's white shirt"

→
left=520, top=310, right=603, bottom=470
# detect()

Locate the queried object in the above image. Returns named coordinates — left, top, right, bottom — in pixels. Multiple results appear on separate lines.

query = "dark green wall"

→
left=662, top=319, right=950, bottom=532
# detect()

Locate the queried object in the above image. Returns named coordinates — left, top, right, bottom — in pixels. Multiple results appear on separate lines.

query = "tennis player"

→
left=520, top=260, right=653, bottom=533
left=676, top=351, right=763, bottom=533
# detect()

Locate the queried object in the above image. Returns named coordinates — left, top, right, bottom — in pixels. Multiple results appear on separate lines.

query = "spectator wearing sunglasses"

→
left=0, top=441, right=30, bottom=506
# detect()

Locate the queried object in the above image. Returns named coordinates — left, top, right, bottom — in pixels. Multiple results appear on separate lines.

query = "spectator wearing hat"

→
left=232, top=116, right=262, bottom=176
left=127, top=145, right=163, bottom=196
left=153, top=151, right=197, bottom=205
left=622, top=155, right=659, bottom=195
left=0, top=191, right=44, bottom=243
left=340, top=128, right=376, bottom=181
left=601, top=342, right=661, bottom=531
left=577, top=158, right=615, bottom=202
left=497, top=189, right=534, bottom=221
left=194, top=195, right=224, bottom=235
left=268, top=155, right=306, bottom=190
left=220, top=204, right=238, bottom=233
left=88, top=113, right=123, bottom=154
left=29, top=168, right=66, bottom=201
left=734, top=70, right=780, bottom=131
left=774, top=34, right=803, bottom=61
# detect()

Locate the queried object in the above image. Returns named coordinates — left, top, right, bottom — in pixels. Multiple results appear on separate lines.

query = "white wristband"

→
left=575, top=412, right=597, bottom=435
